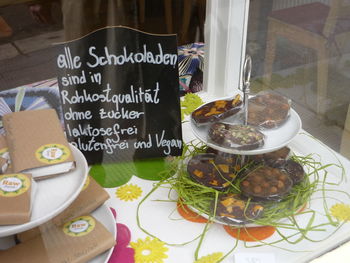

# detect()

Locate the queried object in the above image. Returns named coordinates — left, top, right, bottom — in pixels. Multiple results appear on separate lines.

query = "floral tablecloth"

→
left=2, top=75, right=350, bottom=263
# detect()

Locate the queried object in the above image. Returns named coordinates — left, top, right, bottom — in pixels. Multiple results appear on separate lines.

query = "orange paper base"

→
left=223, top=225, right=276, bottom=242
left=177, top=202, right=209, bottom=223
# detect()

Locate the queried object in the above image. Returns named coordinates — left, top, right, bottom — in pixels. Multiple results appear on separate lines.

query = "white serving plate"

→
left=0, top=144, right=88, bottom=237
left=190, top=109, right=302, bottom=155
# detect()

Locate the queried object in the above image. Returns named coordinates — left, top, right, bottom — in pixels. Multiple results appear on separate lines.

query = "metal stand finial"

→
left=240, top=55, right=252, bottom=166
left=242, top=55, right=252, bottom=125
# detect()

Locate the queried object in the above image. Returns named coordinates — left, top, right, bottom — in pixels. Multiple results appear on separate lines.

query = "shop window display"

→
left=1, top=1, right=350, bottom=263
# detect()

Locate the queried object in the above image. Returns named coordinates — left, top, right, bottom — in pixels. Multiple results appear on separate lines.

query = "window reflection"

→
left=0, top=0, right=205, bottom=89
left=248, top=0, right=350, bottom=157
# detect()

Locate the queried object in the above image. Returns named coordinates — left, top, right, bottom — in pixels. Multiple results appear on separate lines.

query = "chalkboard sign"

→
left=56, top=27, right=182, bottom=164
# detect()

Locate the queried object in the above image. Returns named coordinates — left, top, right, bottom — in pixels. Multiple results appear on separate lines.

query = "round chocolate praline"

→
left=240, top=166, right=293, bottom=201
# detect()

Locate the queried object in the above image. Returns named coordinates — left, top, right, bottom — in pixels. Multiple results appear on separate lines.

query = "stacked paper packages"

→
left=0, top=109, right=116, bottom=261
left=17, top=175, right=109, bottom=241
left=0, top=109, right=75, bottom=226
left=3, top=176, right=115, bottom=262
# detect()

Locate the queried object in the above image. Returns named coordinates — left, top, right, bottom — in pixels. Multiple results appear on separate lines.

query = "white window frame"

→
left=203, top=0, right=250, bottom=98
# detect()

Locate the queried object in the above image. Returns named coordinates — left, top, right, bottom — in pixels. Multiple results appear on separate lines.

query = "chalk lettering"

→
left=57, top=27, right=182, bottom=163
left=57, top=47, right=81, bottom=69
left=155, top=130, right=182, bottom=154
left=64, top=108, right=92, bottom=120
left=60, top=83, right=160, bottom=111
left=86, top=44, right=177, bottom=68
left=61, top=71, right=86, bottom=86
left=99, top=108, right=144, bottom=120
left=71, top=137, right=129, bottom=154
left=134, top=134, right=152, bottom=149
left=89, top=72, right=102, bottom=84
left=66, top=123, right=137, bottom=142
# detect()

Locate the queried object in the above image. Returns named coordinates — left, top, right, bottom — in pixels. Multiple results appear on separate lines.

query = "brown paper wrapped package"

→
left=4, top=163, right=13, bottom=174
left=0, top=134, right=7, bottom=150
left=0, top=215, right=116, bottom=263
left=0, top=173, right=32, bottom=225
left=17, top=176, right=109, bottom=242
left=2, top=109, right=75, bottom=179
left=0, top=157, right=8, bottom=174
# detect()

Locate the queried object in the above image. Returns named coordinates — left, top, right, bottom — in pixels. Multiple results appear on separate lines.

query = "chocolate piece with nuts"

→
left=271, top=159, right=305, bottom=184
left=213, top=193, right=264, bottom=225
left=191, top=94, right=242, bottom=126
left=248, top=92, right=291, bottom=129
left=240, top=166, right=293, bottom=201
left=208, top=123, right=264, bottom=150
left=250, top=147, right=291, bottom=165
left=187, top=153, right=237, bottom=191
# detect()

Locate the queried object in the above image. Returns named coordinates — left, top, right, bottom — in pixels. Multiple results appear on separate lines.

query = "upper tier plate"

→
left=0, top=144, right=88, bottom=237
left=190, top=108, right=302, bottom=155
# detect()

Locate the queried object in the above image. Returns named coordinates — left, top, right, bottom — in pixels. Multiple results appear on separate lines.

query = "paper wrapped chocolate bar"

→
left=17, top=176, right=109, bottom=242
left=187, top=153, right=237, bottom=191
left=0, top=173, right=34, bottom=225
left=208, top=123, right=265, bottom=150
left=0, top=157, right=8, bottom=174
left=191, top=94, right=243, bottom=126
left=2, top=109, right=75, bottom=179
left=0, top=134, right=8, bottom=156
left=213, top=193, right=264, bottom=225
left=248, top=91, right=291, bottom=129
left=0, top=215, right=115, bottom=263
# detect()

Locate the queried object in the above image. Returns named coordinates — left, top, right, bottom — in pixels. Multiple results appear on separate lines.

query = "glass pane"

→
left=247, top=0, right=350, bottom=158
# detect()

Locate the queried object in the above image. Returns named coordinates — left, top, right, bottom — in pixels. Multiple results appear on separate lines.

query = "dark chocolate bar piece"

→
left=208, top=123, right=264, bottom=150
left=248, top=92, right=290, bottom=129
left=187, top=153, right=237, bottom=191
left=191, top=95, right=242, bottom=125
left=271, top=159, right=305, bottom=184
left=213, top=193, right=264, bottom=225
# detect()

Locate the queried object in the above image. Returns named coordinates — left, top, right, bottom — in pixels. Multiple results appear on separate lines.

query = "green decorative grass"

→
left=168, top=145, right=316, bottom=227
left=136, top=140, right=348, bottom=261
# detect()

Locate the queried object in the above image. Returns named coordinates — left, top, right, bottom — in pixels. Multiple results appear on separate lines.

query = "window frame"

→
left=203, top=0, right=250, bottom=98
